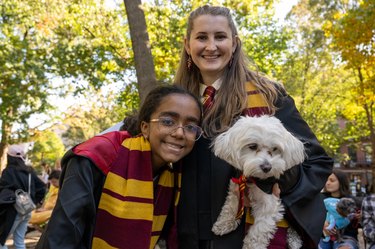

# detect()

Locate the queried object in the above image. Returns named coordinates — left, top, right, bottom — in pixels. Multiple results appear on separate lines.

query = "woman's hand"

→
left=323, top=221, right=336, bottom=236
left=272, top=183, right=280, bottom=198
left=354, top=210, right=362, bottom=221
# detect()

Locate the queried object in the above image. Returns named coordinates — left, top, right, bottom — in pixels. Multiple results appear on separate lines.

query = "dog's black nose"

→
left=260, top=162, right=272, bottom=173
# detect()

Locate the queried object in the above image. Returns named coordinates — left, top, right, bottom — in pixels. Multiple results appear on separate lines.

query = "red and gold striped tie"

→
left=203, top=86, right=216, bottom=113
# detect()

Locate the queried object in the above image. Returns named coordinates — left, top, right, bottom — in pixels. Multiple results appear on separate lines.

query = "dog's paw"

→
left=211, top=219, right=240, bottom=235
left=287, top=227, right=302, bottom=249
left=154, top=239, right=167, bottom=249
left=243, top=234, right=268, bottom=249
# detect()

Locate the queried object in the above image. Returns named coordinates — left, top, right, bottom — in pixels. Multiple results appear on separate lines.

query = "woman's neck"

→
left=202, top=73, right=222, bottom=86
left=331, top=191, right=340, bottom=198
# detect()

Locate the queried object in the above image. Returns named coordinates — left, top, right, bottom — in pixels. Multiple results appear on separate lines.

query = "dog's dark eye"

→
left=269, top=147, right=280, bottom=156
left=248, top=143, right=258, bottom=150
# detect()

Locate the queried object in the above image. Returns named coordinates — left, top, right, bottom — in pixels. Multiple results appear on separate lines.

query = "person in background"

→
left=40, top=162, right=51, bottom=186
left=319, top=169, right=361, bottom=249
left=53, top=158, right=61, bottom=171
left=174, top=5, right=333, bottom=249
left=28, top=170, right=61, bottom=231
left=0, top=144, right=46, bottom=249
left=36, top=85, right=203, bottom=249
left=362, top=193, right=375, bottom=248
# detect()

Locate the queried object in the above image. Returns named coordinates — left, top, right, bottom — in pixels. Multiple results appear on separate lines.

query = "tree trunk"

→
left=0, top=116, right=12, bottom=173
left=123, top=0, right=157, bottom=104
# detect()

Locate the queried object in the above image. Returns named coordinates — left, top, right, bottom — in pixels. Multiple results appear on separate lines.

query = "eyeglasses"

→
left=150, top=117, right=203, bottom=141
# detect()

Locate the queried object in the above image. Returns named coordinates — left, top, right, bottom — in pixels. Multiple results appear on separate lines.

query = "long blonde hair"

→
left=174, top=5, right=282, bottom=137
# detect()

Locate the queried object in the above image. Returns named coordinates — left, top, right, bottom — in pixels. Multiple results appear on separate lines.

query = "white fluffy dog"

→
left=211, top=115, right=305, bottom=249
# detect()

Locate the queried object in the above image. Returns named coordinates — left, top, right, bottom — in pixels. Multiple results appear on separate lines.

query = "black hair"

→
left=331, top=169, right=351, bottom=197
left=121, top=85, right=202, bottom=136
left=120, top=110, right=139, bottom=135
left=48, top=169, right=61, bottom=180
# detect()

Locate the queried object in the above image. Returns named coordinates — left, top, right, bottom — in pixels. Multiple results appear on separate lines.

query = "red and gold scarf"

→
left=90, top=134, right=180, bottom=249
left=242, top=81, right=271, bottom=116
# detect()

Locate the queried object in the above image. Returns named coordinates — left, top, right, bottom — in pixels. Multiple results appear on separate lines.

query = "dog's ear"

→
left=211, top=129, right=239, bottom=168
left=282, top=131, right=305, bottom=167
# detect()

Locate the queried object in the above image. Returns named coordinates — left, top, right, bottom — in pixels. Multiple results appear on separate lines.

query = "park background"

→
left=0, top=0, right=374, bottom=194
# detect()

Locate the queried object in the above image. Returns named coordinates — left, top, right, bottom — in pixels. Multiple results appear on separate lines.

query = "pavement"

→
left=5, top=230, right=41, bottom=249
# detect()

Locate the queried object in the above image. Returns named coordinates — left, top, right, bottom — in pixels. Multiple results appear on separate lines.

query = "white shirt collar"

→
left=199, top=78, right=223, bottom=96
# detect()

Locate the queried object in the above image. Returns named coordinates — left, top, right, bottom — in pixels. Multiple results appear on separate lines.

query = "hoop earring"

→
left=187, top=55, right=192, bottom=70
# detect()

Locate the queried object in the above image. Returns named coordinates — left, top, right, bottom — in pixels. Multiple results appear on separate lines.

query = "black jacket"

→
left=36, top=152, right=106, bottom=249
left=0, top=156, right=46, bottom=245
left=177, top=90, right=333, bottom=249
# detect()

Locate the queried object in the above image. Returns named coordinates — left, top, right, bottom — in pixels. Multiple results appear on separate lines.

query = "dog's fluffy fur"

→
left=211, top=116, right=305, bottom=249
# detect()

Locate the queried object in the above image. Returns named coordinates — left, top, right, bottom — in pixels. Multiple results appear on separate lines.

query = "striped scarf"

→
left=92, top=135, right=180, bottom=249
left=242, top=81, right=290, bottom=248
left=242, top=81, right=271, bottom=116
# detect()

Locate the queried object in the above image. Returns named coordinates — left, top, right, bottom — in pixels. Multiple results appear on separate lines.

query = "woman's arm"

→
left=273, top=91, right=334, bottom=246
left=274, top=92, right=333, bottom=206
left=32, top=172, right=47, bottom=204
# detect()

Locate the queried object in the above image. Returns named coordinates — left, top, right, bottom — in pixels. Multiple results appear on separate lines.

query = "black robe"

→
left=36, top=155, right=105, bottom=249
left=36, top=131, right=129, bottom=249
left=177, top=90, right=333, bottom=249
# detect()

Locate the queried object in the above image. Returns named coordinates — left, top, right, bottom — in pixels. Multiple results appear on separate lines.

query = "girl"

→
left=319, top=170, right=360, bottom=249
left=174, top=5, right=333, bottom=249
left=36, top=85, right=203, bottom=249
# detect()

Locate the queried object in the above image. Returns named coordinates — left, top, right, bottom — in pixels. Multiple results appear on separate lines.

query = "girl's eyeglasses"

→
left=150, top=117, right=203, bottom=141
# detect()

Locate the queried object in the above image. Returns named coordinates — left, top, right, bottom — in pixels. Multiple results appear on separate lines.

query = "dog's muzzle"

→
left=260, top=161, right=272, bottom=173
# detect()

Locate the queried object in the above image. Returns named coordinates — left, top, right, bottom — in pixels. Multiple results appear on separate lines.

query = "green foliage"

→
left=42, top=0, right=132, bottom=90
left=224, top=0, right=291, bottom=75
left=60, top=82, right=139, bottom=147
left=143, top=1, right=194, bottom=82
left=0, top=0, right=52, bottom=130
left=280, top=0, right=350, bottom=156
left=29, top=130, right=65, bottom=167
left=115, top=81, right=140, bottom=119
left=281, top=0, right=375, bottom=164
left=0, top=0, right=133, bottom=144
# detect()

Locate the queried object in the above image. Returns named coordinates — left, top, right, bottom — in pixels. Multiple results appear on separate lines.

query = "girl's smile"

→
left=141, top=94, right=201, bottom=170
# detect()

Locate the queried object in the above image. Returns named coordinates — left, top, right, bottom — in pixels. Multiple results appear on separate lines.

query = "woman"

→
left=319, top=170, right=360, bottom=249
left=0, top=144, right=46, bottom=249
left=174, top=5, right=333, bottom=249
left=36, top=85, right=203, bottom=249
